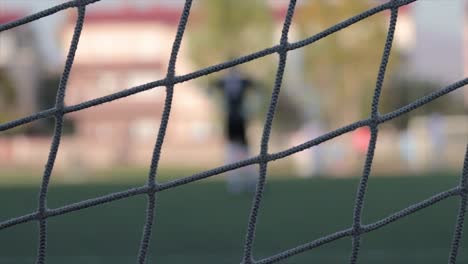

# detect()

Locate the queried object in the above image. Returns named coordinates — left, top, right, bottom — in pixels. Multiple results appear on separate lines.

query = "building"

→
left=60, top=6, right=223, bottom=168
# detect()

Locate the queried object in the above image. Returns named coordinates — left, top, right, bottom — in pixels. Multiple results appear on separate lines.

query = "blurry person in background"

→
left=350, top=127, right=371, bottom=174
left=352, top=127, right=371, bottom=155
left=213, top=67, right=258, bottom=194
left=399, top=129, right=418, bottom=172
left=427, top=112, right=444, bottom=170
left=291, top=121, right=325, bottom=178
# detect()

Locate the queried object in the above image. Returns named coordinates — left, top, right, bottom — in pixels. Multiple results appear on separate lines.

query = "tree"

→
left=35, top=74, right=75, bottom=135
left=188, top=0, right=306, bottom=132
left=295, top=0, right=395, bottom=126
left=188, top=0, right=274, bottom=79
left=0, top=69, right=17, bottom=133
left=380, top=77, right=464, bottom=130
left=0, top=70, right=15, bottom=105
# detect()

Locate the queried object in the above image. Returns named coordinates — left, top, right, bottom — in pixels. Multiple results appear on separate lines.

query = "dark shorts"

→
left=226, top=114, right=247, bottom=146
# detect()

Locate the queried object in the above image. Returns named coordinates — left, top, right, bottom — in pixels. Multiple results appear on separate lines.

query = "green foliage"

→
left=381, top=77, right=465, bottom=129
left=0, top=69, right=17, bottom=124
left=0, top=72, right=75, bottom=136
left=188, top=0, right=286, bottom=129
left=0, top=69, right=29, bottom=135
left=35, top=75, right=75, bottom=135
left=188, top=0, right=275, bottom=80
left=187, top=1, right=404, bottom=131
left=295, top=0, right=394, bottom=125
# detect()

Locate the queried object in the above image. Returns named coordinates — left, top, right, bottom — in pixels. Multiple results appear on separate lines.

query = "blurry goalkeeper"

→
left=213, top=67, right=259, bottom=194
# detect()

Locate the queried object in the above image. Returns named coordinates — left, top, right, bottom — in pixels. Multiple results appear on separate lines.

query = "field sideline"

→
left=0, top=173, right=467, bottom=263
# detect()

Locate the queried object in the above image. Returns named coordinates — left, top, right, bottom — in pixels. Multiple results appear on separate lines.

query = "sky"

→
left=0, top=0, right=466, bottom=82
left=410, top=0, right=466, bottom=83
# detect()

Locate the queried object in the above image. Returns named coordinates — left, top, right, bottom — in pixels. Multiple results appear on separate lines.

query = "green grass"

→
left=0, top=174, right=467, bottom=263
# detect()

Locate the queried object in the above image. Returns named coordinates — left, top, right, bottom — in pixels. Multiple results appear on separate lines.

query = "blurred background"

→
left=0, top=0, right=467, bottom=263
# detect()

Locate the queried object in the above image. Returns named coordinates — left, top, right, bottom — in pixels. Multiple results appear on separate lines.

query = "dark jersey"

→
left=216, top=73, right=253, bottom=146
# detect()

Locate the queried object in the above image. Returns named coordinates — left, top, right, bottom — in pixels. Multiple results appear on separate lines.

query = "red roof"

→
left=0, top=11, right=25, bottom=24
left=84, top=6, right=182, bottom=25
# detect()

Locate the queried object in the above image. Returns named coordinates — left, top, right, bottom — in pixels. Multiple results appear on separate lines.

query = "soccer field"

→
left=0, top=174, right=466, bottom=264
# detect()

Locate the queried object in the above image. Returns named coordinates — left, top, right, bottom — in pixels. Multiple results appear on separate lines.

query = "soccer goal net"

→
left=0, top=0, right=467, bottom=263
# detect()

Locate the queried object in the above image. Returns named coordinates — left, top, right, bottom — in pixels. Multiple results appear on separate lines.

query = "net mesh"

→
left=0, top=0, right=467, bottom=263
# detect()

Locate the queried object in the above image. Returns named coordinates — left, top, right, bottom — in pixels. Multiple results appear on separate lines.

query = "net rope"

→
left=0, top=0, right=467, bottom=263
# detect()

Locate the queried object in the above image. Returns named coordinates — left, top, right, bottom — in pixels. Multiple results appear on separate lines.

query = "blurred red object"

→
left=352, top=127, right=371, bottom=154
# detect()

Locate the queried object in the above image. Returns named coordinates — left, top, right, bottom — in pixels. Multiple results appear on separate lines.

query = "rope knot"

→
left=461, top=186, right=468, bottom=195
left=74, top=0, right=88, bottom=7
